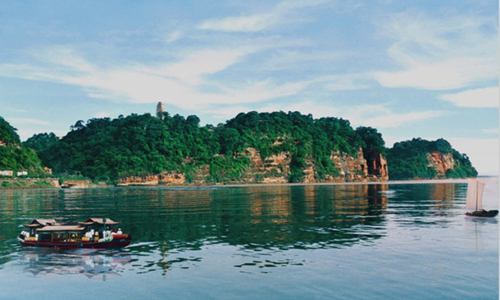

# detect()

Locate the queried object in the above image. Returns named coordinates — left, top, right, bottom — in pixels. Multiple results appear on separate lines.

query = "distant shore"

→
left=213, top=178, right=474, bottom=188
left=1, top=177, right=494, bottom=190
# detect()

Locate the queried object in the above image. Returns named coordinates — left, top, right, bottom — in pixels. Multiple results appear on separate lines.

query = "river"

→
left=0, top=179, right=498, bottom=299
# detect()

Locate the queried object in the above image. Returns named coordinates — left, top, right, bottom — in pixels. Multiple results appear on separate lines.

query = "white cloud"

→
left=374, top=57, right=498, bottom=90
left=258, top=50, right=346, bottom=72
left=198, top=13, right=278, bottom=33
left=197, top=0, right=326, bottom=32
left=0, top=45, right=310, bottom=111
left=322, top=73, right=372, bottom=91
left=375, top=11, right=498, bottom=90
left=164, top=30, right=183, bottom=43
left=343, top=104, right=447, bottom=128
left=0, top=63, right=60, bottom=82
left=152, top=49, right=250, bottom=85
left=441, top=87, right=499, bottom=108
left=208, top=102, right=446, bottom=131
left=35, top=45, right=97, bottom=73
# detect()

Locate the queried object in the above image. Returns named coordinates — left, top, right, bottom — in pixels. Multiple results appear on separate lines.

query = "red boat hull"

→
left=20, top=235, right=132, bottom=249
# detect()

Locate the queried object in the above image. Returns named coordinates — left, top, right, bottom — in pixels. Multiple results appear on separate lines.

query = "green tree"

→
left=23, top=132, right=60, bottom=167
left=0, top=117, right=45, bottom=175
left=0, top=116, right=20, bottom=146
left=386, top=138, right=476, bottom=179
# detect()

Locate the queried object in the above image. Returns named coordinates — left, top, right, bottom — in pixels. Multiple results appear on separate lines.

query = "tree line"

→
left=0, top=112, right=477, bottom=183
left=0, top=117, right=45, bottom=176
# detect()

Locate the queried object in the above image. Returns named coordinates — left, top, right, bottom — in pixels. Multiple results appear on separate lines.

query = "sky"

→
left=0, top=0, right=498, bottom=175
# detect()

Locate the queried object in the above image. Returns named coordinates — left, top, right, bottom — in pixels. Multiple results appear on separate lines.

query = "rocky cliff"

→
left=118, top=147, right=389, bottom=186
left=426, top=151, right=455, bottom=178
left=61, top=180, right=91, bottom=188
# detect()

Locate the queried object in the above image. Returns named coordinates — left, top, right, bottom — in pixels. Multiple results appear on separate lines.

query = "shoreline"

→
left=1, top=177, right=491, bottom=190
left=212, top=178, right=476, bottom=188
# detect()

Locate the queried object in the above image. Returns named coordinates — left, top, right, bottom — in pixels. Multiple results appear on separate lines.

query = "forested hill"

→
left=1, top=111, right=478, bottom=184
left=387, top=138, right=477, bottom=180
left=21, top=112, right=386, bottom=183
left=0, top=116, right=20, bottom=146
left=0, top=117, right=45, bottom=175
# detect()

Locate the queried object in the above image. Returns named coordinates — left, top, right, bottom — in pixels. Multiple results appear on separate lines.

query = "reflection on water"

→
left=19, top=249, right=131, bottom=280
left=0, top=183, right=462, bottom=272
left=0, top=184, right=467, bottom=266
left=0, top=181, right=497, bottom=300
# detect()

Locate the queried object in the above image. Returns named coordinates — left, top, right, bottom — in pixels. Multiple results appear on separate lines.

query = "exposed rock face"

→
left=159, top=172, right=185, bottom=185
left=244, top=148, right=290, bottom=184
left=330, top=150, right=368, bottom=182
left=118, top=173, right=187, bottom=186
left=366, top=153, right=389, bottom=179
left=61, top=180, right=90, bottom=188
left=243, top=147, right=388, bottom=184
left=191, top=165, right=210, bottom=184
left=117, top=147, right=390, bottom=186
left=117, top=175, right=159, bottom=186
left=426, top=151, right=455, bottom=178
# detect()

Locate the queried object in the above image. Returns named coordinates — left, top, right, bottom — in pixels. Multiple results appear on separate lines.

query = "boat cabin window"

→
left=68, top=231, right=82, bottom=242
left=46, top=231, right=83, bottom=242
left=52, top=232, right=68, bottom=242
left=39, top=233, right=51, bottom=242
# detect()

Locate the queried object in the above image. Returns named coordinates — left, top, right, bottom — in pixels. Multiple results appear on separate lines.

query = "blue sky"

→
left=0, top=0, right=498, bottom=175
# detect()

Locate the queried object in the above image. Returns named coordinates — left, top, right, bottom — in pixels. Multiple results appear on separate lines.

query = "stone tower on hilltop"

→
left=156, top=102, right=165, bottom=119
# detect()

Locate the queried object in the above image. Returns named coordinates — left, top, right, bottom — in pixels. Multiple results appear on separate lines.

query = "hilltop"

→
left=0, top=117, right=46, bottom=178
left=1, top=110, right=476, bottom=186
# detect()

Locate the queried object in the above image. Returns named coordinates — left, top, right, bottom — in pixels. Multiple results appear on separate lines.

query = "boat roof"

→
left=23, top=219, right=61, bottom=228
left=37, top=225, right=85, bottom=232
left=78, top=217, right=121, bottom=225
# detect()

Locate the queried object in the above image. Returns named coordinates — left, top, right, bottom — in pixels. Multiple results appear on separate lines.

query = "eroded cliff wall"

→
left=426, top=151, right=455, bottom=178
left=117, top=147, right=389, bottom=185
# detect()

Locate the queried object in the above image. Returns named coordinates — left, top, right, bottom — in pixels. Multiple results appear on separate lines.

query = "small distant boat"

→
left=465, top=179, right=498, bottom=218
left=18, top=217, right=132, bottom=249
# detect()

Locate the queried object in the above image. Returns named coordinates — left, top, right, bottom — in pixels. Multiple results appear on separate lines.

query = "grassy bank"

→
left=0, top=179, right=58, bottom=189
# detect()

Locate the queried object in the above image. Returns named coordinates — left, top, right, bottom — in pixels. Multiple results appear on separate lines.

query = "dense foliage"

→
left=1, top=112, right=478, bottom=183
left=224, top=111, right=363, bottom=182
left=0, top=117, right=20, bottom=146
left=23, top=132, right=60, bottom=165
left=386, top=138, right=477, bottom=180
left=356, top=126, right=385, bottom=174
left=29, top=111, right=364, bottom=183
left=0, top=146, right=45, bottom=175
left=0, top=117, right=46, bottom=176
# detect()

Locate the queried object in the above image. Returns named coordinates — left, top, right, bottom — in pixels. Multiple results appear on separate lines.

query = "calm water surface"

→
left=0, top=180, right=498, bottom=299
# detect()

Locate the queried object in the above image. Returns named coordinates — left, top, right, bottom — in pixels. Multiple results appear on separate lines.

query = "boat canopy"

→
left=23, top=219, right=60, bottom=228
left=37, top=225, right=85, bottom=232
left=78, top=217, right=121, bottom=226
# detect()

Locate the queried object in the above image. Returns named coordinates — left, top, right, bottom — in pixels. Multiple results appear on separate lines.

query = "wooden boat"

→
left=465, top=209, right=498, bottom=218
left=465, top=179, right=498, bottom=218
left=18, top=217, right=132, bottom=249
